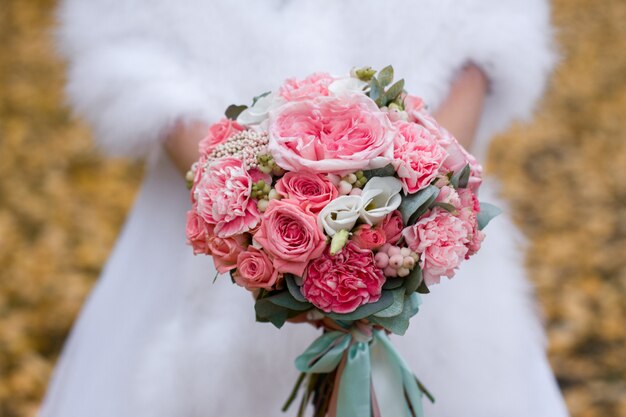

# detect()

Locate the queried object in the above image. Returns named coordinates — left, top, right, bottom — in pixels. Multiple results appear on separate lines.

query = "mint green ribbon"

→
left=295, top=329, right=425, bottom=417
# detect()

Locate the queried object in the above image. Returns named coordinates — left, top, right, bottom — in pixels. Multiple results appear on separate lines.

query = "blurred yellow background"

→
left=0, top=0, right=625, bottom=416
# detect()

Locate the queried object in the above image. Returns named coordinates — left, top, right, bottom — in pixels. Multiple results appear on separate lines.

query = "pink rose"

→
left=278, top=72, right=335, bottom=102
left=206, top=228, right=249, bottom=273
left=186, top=209, right=210, bottom=255
left=392, top=121, right=447, bottom=193
left=302, top=242, right=385, bottom=314
left=195, top=158, right=261, bottom=238
left=198, top=119, right=245, bottom=155
left=438, top=128, right=483, bottom=193
left=457, top=189, right=485, bottom=257
left=233, top=247, right=280, bottom=291
left=275, top=172, right=338, bottom=213
left=351, top=224, right=387, bottom=250
left=402, top=208, right=469, bottom=286
left=254, top=199, right=326, bottom=276
left=268, top=94, right=396, bottom=174
left=380, top=210, right=404, bottom=244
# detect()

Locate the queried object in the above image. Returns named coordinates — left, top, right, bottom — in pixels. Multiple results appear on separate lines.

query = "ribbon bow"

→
left=295, top=327, right=426, bottom=417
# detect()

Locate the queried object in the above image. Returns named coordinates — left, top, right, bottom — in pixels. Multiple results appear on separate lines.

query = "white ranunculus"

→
left=359, top=177, right=403, bottom=225
left=328, top=77, right=368, bottom=97
left=237, top=92, right=285, bottom=126
left=318, top=195, right=362, bottom=236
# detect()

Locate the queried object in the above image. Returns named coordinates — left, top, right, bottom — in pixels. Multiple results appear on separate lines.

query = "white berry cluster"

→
left=205, top=130, right=269, bottom=170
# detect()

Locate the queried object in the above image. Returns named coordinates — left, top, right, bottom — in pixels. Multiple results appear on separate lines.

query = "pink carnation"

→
left=351, top=224, right=387, bottom=250
left=195, top=158, right=260, bottom=238
left=206, top=228, right=249, bottom=273
left=302, top=242, right=385, bottom=314
left=198, top=119, right=245, bottom=155
left=392, top=121, right=447, bottom=193
left=457, top=189, right=485, bottom=257
left=438, top=128, right=483, bottom=193
left=234, top=247, right=280, bottom=291
left=275, top=172, right=338, bottom=213
left=254, top=199, right=326, bottom=276
left=278, top=72, right=335, bottom=102
left=402, top=208, right=469, bottom=286
left=268, top=94, right=395, bottom=174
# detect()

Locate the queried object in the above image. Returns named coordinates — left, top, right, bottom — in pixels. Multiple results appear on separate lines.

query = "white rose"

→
left=318, top=195, right=362, bottom=236
left=237, top=92, right=285, bottom=126
left=328, top=77, right=368, bottom=97
left=359, top=176, right=403, bottom=225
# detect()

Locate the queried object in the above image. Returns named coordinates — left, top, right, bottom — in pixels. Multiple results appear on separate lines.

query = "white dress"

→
left=41, top=1, right=569, bottom=416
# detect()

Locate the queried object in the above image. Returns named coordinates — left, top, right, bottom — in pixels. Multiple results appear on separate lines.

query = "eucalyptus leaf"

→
left=370, top=77, right=383, bottom=101
left=362, top=163, right=396, bottom=180
left=267, top=291, right=312, bottom=311
left=416, top=279, right=430, bottom=294
left=383, top=79, right=405, bottom=104
left=374, top=288, right=406, bottom=318
left=378, top=65, right=394, bottom=87
left=450, top=164, right=470, bottom=189
left=326, top=290, right=394, bottom=321
left=432, top=202, right=457, bottom=214
left=252, top=91, right=271, bottom=106
left=403, top=266, right=422, bottom=294
left=398, top=185, right=440, bottom=225
left=477, top=202, right=502, bottom=230
left=225, top=104, right=248, bottom=120
left=382, top=278, right=405, bottom=290
left=370, top=293, right=421, bottom=335
left=285, top=274, right=308, bottom=303
left=268, top=310, right=289, bottom=328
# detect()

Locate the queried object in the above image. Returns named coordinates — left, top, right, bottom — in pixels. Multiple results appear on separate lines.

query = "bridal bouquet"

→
left=185, top=66, right=500, bottom=417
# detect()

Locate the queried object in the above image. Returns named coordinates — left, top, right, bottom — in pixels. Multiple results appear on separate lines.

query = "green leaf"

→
left=326, top=290, right=394, bottom=321
left=398, top=185, right=440, bottom=225
left=450, top=164, right=470, bottom=189
left=225, top=104, right=248, bottom=120
left=378, top=65, right=394, bottom=87
left=403, top=265, right=422, bottom=294
left=370, top=77, right=383, bottom=102
left=432, top=202, right=457, bottom=214
left=285, top=274, right=307, bottom=303
left=362, top=163, right=396, bottom=180
left=374, top=288, right=406, bottom=318
left=255, top=299, right=289, bottom=328
left=477, top=202, right=502, bottom=230
left=266, top=291, right=312, bottom=311
left=383, top=79, right=405, bottom=104
left=416, top=279, right=430, bottom=294
left=252, top=91, right=271, bottom=106
left=370, top=293, right=421, bottom=335
left=355, top=67, right=377, bottom=82
left=382, top=278, right=405, bottom=290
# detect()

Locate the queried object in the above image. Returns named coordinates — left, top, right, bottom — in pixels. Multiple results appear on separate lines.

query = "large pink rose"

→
left=275, top=172, right=338, bottom=213
left=195, top=158, right=260, bottom=238
left=186, top=209, right=210, bottom=255
left=198, top=119, right=245, bottom=155
left=278, top=72, right=335, bottom=102
left=268, top=94, right=396, bottom=174
left=380, top=210, right=404, bottom=244
left=351, top=224, right=386, bottom=250
left=254, top=199, right=326, bottom=276
left=302, top=242, right=385, bottom=314
left=206, top=228, right=249, bottom=273
left=392, top=121, right=447, bottom=193
left=402, top=208, right=469, bottom=286
left=438, top=128, right=483, bottom=193
left=233, top=247, right=280, bottom=291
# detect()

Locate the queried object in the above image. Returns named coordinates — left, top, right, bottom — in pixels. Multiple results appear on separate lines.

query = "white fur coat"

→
left=41, top=1, right=569, bottom=416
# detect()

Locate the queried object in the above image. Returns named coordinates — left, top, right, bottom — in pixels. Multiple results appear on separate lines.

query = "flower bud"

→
left=268, top=189, right=281, bottom=200
left=338, top=180, right=353, bottom=195
left=330, top=229, right=350, bottom=255
left=345, top=173, right=358, bottom=184
left=257, top=199, right=269, bottom=212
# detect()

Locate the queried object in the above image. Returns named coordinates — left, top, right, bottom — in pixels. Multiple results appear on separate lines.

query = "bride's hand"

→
left=433, top=63, right=489, bottom=150
left=164, top=120, right=209, bottom=175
